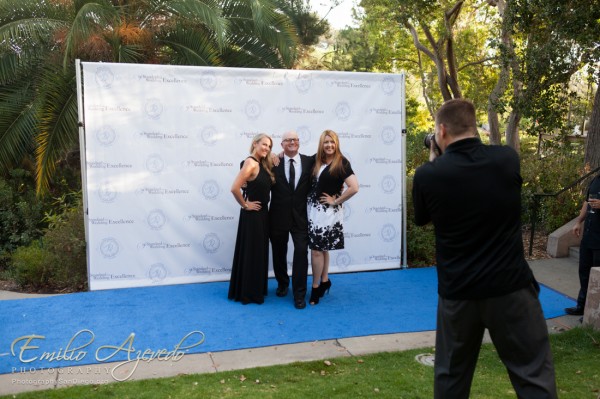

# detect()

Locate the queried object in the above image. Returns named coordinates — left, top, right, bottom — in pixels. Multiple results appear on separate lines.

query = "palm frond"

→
left=35, top=65, right=79, bottom=195
left=0, top=78, right=39, bottom=170
left=159, top=25, right=222, bottom=65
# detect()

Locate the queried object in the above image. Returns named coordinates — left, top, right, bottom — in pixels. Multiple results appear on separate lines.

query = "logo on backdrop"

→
left=95, top=67, right=114, bottom=88
left=184, top=214, right=234, bottom=222
left=202, top=233, right=221, bottom=254
left=202, top=180, right=220, bottom=200
left=380, top=223, right=397, bottom=242
left=147, top=209, right=167, bottom=230
left=148, top=263, right=168, bottom=282
left=294, top=73, right=312, bottom=93
left=145, top=99, right=163, bottom=120
left=335, top=251, right=352, bottom=269
left=95, top=125, right=116, bottom=146
left=199, top=125, right=219, bottom=146
left=98, top=183, right=118, bottom=203
left=296, top=126, right=312, bottom=143
left=245, top=100, right=261, bottom=120
left=343, top=203, right=351, bottom=221
left=381, top=77, right=396, bottom=95
left=100, top=238, right=120, bottom=259
left=200, top=71, right=217, bottom=90
left=381, top=126, right=398, bottom=145
left=381, top=175, right=397, bottom=194
left=334, top=102, right=351, bottom=121
left=145, top=154, right=165, bottom=174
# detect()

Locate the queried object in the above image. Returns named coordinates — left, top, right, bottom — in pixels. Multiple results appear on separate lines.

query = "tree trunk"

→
left=584, top=84, right=600, bottom=170
left=486, top=0, right=508, bottom=145
left=505, top=110, right=521, bottom=152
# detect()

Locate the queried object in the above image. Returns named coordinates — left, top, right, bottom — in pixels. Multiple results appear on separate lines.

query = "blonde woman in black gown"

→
left=228, top=134, right=275, bottom=304
left=307, top=130, right=358, bottom=305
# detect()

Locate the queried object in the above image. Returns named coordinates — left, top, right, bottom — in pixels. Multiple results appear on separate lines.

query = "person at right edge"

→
left=565, top=172, right=600, bottom=316
left=412, top=99, right=557, bottom=399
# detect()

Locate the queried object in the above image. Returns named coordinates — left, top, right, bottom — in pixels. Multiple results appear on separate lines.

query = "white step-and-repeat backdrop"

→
left=78, top=61, right=406, bottom=290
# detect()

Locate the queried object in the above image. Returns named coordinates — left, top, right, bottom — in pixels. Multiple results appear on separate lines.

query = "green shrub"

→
left=11, top=242, right=53, bottom=289
left=0, top=170, right=45, bottom=262
left=8, top=192, right=87, bottom=292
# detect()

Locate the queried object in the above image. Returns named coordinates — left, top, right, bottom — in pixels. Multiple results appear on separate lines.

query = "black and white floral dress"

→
left=307, top=158, right=354, bottom=251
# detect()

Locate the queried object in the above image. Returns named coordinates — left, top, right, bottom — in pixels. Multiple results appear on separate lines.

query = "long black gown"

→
left=228, top=157, right=271, bottom=304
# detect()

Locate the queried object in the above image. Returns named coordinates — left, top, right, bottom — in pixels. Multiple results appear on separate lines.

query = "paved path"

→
left=0, top=257, right=583, bottom=396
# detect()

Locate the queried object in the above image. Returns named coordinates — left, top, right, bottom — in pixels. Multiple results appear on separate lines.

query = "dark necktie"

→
left=289, top=159, right=295, bottom=191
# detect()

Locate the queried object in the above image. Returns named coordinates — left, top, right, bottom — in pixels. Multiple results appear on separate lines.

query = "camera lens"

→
left=424, top=133, right=434, bottom=149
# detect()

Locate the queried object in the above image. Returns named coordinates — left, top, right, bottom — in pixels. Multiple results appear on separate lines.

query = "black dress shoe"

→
left=276, top=286, right=288, bottom=297
left=565, top=306, right=584, bottom=316
left=294, top=298, right=306, bottom=309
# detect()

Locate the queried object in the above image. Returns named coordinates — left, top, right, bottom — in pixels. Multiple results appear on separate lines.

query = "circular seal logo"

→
left=200, top=72, right=217, bottom=90
left=380, top=223, right=397, bottom=242
left=99, top=237, right=119, bottom=259
left=381, top=77, right=396, bottom=95
left=200, top=125, right=218, bottom=146
left=145, top=98, right=163, bottom=120
left=343, top=203, right=351, bottom=221
left=203, top=233, right=221, bottom=254
left=146, top=154, right=165, bottom=174
left=296, top=125, right=311, bottom=144
left=335, top=251, right=352, bottom=269
left=148, top=263, right=168, bottom=283
left=335, top=102, right=351, bottom=121
left=202, top=180, right=220, bottom=200
left=381, top=175, right=397, bottom=194
left=95, top=67, right=114, bottom=88
left=95, top=125, right=116, bottom=146
left=245, top=100, right=261, bottom=120
left=97, top=183, right=117, bottom=203
left=295, top=73, right=312, bottom=93
left=381, top=126, right=398, bottom=145
left=147, top=209, right=167, bottom=230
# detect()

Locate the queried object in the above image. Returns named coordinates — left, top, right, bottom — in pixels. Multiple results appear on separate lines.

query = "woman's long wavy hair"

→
left=250, top=133, right=275, bottom=183
left=312, top=129, right=346, bottom=177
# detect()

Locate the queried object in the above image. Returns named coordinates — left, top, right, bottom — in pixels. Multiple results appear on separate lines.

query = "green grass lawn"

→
left=3, top=327, right=599, bottom=399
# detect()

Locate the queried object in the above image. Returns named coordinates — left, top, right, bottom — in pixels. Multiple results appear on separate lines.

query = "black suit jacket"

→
left=269, top=154, right=315, bottom=233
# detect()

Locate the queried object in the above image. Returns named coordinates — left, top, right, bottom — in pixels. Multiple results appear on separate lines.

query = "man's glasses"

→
left=283, top=138, right=299, bottom=143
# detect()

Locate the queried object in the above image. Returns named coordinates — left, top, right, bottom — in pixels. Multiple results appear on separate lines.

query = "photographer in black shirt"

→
left=413, top=99, right=557, bottom=399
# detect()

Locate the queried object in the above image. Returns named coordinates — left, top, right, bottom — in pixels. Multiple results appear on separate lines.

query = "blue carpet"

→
left=0, top=267, right=574, bottom=374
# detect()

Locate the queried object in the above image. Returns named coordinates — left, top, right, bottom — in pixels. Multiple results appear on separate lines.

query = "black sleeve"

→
left=412, top=168, right=430, bottom=226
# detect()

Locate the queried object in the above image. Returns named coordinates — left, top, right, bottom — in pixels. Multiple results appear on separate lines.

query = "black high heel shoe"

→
left=319, top=280, right=332, bottom=298
left=309, top=286, right=321, bottom=305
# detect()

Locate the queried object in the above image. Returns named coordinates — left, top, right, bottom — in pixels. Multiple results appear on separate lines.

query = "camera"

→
left=423, top=133, right=442, bottom=156
left=423, top=133, right=435, bottom=149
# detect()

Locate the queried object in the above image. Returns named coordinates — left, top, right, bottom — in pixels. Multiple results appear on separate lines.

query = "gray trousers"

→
left=434, top=284, right=557, bottom=399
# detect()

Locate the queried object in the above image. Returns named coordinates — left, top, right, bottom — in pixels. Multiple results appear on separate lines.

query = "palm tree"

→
left=0, top=0, right=298, bottom=194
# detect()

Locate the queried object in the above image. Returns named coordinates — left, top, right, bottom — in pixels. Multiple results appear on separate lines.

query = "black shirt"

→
left=314, top=157, right=354, bottom=197
left=413, top=137, right=535, bottom=300
left=582, top=175, right=600, bottom=248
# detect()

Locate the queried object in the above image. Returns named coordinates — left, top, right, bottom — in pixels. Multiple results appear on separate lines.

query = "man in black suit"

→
left=269, top=131, right=315, bottom=309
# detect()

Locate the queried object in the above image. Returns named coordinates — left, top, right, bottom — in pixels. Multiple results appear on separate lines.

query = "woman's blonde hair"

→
left=312, top=129, right=346, bottom=177
left=250, top=133, right=275, bottom=183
